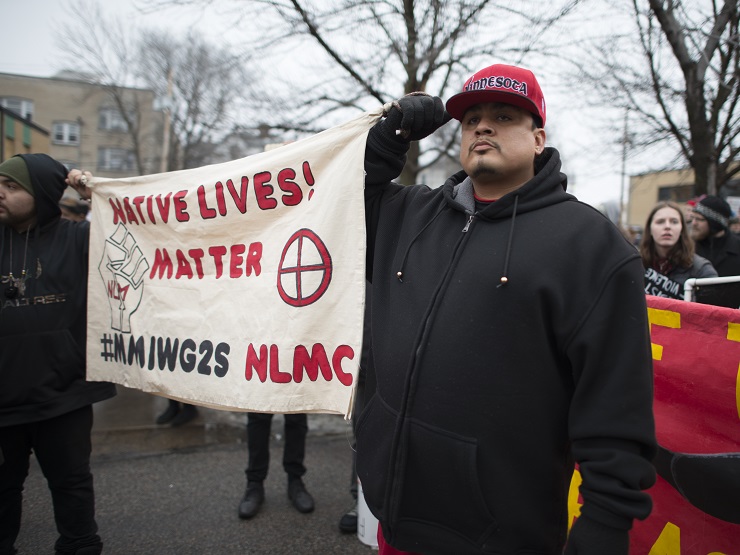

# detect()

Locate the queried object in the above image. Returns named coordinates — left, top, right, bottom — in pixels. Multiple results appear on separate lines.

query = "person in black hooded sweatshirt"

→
left=357, top=64, right=656, bottom=555
left=0, top=154, right=115, bottom=555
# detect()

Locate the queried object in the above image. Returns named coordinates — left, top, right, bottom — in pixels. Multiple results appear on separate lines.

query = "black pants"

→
left=246, top=413, right=307, bottom=483
left=0, top=405, right=102, bottom=555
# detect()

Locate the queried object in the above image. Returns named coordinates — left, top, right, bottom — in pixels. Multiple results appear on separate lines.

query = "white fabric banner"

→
left=86, top=110, right=379, bottom=417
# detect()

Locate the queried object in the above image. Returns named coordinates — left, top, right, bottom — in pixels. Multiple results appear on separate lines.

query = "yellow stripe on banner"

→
left=567, top=470, right=582, bottom=532
left=728, top=322, right=740, bottom=342
left=728, top=323, right=740, bottom=422
left=648, top=522, right=680, bottom=554
left=647, top=308, right=681, bottom=361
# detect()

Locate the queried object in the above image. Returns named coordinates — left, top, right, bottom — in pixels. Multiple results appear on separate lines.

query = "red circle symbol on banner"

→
left=277, top=229, right=333, bottom=307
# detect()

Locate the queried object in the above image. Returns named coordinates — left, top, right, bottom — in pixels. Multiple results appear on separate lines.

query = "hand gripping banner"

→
left=86, top=110, right=381, bottom=417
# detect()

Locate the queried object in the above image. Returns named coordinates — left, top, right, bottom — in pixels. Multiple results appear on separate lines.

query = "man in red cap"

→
left=357, top=63, right=656, bottom=554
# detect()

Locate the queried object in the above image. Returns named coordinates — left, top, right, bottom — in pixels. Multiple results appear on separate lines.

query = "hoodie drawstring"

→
left=396, top=204, right=446, bottom=282
left=497, top=195, right=519, bottom=287
left=395, top=194, right=520, bottom=286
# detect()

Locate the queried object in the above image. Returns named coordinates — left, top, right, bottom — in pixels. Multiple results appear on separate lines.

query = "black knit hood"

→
left=16, top=153, right=67, bottom=228
left=380, top=147, right=575, bottom=288
left=444, top=147, right=570, bottom=217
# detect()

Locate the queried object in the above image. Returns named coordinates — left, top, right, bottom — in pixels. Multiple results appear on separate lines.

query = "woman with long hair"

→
left=641, top=201, right=717, bottom=299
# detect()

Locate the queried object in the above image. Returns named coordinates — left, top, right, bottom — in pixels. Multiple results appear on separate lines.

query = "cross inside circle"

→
left=277, top=229, right=333, bottom=307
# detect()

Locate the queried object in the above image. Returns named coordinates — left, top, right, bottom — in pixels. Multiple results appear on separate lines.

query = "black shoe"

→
left=338, top=504, right=358, bottom=533
left=170, top=404, right=198, bottom=427
left=55, top=541, right=103, bottom=555
left=288, top=478, right=315, bottom=513
left=238, top=483, right=265, bottom=519
left=155, top=401, right=180, bottom=424
left=72, top=545, right=103, bottom=555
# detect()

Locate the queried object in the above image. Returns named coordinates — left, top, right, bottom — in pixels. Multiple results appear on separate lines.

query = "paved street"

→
left=14, top=387, right=378, bottom=555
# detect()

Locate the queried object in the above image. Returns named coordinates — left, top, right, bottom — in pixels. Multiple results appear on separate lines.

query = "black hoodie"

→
left=356, top=131, right=656, bottom=554
left=0, top=154, right=115, bottom=426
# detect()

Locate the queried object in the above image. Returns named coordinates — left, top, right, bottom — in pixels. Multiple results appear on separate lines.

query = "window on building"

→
left=98, top=147, right=135, bottom=171
left=52, top=121, right=80, bottom=145
left=658, top=185, right=694, bottom=203
left=0, top=97, right=34, bottom=119
left=98, top=108, right=129, bottom=132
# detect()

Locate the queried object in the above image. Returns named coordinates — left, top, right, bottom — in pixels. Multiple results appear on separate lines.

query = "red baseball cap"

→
left=446, top=63, right=546, bottom=127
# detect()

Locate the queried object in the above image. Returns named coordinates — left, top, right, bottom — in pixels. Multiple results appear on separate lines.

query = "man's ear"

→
left=533, top=128, right=546, bottom=155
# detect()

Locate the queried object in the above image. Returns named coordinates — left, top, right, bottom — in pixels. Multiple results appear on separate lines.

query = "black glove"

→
left=564, top=516, right=629, bottom=555
left=378, top=92, right=450, bottom=141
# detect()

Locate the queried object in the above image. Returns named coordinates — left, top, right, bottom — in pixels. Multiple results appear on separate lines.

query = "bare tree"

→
left=573, top=0, right=740, bottom=197
left=136, top=31, right=254, bottom=170
left=58, top=0, right=156, bottom=175
left=58, top=0, right=259, bottom=174
left=142, top=0, right=582, bottom=184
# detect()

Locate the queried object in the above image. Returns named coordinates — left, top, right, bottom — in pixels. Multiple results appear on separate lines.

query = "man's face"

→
left=459, top=102, right=545, bottom=192
left=690, top=211, right=711, bottom=242
left=0, top=176, right=36, bottom=232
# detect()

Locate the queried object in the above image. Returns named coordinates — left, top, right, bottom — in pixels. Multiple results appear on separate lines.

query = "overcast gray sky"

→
left=1, top=0, right=63, bottom=76
left=0, top=0, right=656, bottom=210
left=0, top=0, right=211, bottom=75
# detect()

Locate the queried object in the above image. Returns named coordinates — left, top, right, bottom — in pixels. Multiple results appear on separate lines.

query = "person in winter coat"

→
left=0, top=154, right=116, bottom=555
left=690, top=195, right=740, bottom=277
left=641, top=201, right=717, bottom=299
left=357, top=63, right=656, bottom=555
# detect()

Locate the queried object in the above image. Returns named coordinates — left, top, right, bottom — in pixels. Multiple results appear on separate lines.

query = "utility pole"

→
left=160, top=68, right=173, bottom=173
left=619, top=109, right=630, bottom=227
left=76, top=116, right=84, bottom=171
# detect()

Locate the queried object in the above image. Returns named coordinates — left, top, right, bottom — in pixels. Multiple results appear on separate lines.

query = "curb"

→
left=92, top=403, right=353, bottom=458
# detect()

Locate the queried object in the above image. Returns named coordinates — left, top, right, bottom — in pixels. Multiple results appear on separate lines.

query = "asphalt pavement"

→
left=14, top=386, right=379, bottom=555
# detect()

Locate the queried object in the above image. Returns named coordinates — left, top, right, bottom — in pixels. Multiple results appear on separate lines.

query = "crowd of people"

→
left=1, top=60, right=737, bottom=555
